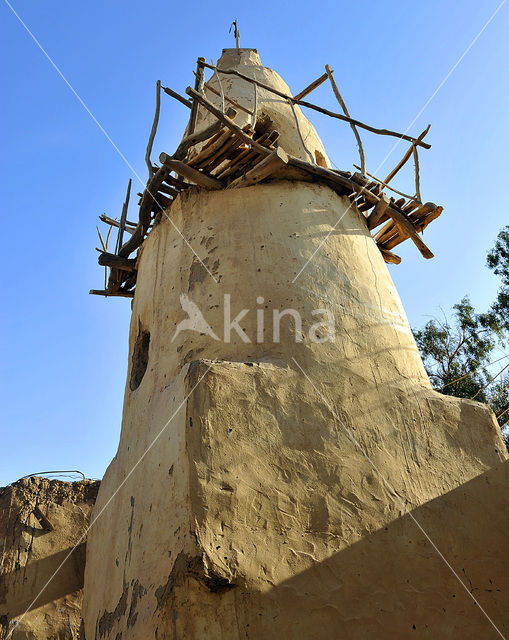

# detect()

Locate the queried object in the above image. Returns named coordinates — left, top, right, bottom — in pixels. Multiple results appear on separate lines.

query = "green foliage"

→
left=486, top=226, right=509, bottom=329
left=413, top=227, right=509, bottom=452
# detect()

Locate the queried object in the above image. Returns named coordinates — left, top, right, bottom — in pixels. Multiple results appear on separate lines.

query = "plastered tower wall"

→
left=83, top=49, right=508, bottom=639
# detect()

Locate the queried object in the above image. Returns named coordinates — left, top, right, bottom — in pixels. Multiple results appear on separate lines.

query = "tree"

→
left=486, top=226, right=509, bottom=329
left=413, top=227, right=509, bottom=452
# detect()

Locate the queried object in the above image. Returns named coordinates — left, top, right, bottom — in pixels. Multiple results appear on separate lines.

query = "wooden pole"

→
left=90, top=288, right=135, bottom=298
left=187, top=130, right=233, bottom=167
left=213, top=62, right=225, bottom=113
left=379, top=247, right=402, bottom=264
left=116, top=179, right=132, bottom=255
left=325, top=64, right=366, bottom=176
left=119, top=166, right=168, bottom=258
left=412, top=146, right=422, bottom=203
left=353, top=165, right=419, bottom=202
left=99, top=214, right=136, bottom=234
left=188, top=57, right=206, bottom=135
left=384, top=125, right=430, bottom=185
left=98, top=253, right=137, bottom=272
left=227, top=147, right=289, bottom=189
left=162, top=86, right=192, bottom=108
left=252, top=72, right=258, bottom=127
left=384, top=208, right=434, bottom=259
left=366, top=194, right=390, bottom=230
left=293, top=72, right=329, bottom=102
left=145, top=80, right=161, bottom=178
left=159, top=153, right=224, bottom=190
left=215, top=130, right=279, bottom=179
left=201, top=62, right=431, bottom=149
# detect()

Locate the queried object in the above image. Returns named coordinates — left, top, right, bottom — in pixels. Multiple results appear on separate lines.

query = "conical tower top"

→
left=191, top=47, right=330, bottom=166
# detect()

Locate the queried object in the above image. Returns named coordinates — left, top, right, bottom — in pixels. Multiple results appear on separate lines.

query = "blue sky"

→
left=1, top=0, right=508, bottom=486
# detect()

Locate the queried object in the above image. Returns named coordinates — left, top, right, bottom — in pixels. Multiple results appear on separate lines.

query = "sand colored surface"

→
left=0, top=477, right=99, bottom=639
left=83, top=360, right=506, bottom=638
left=82, top=47, right=507, bottom=639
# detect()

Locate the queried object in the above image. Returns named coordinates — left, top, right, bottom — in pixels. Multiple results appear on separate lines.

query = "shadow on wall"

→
left=0, top=543, right=86, bottom=618
left=256, top=461, right=509, bottom=640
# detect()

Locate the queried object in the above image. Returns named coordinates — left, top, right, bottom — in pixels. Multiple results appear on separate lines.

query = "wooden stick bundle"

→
left=174, top=107, right=236, bottom=160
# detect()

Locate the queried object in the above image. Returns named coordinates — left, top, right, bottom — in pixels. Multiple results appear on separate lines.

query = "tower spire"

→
left=229, top=19, right=240, bottom=48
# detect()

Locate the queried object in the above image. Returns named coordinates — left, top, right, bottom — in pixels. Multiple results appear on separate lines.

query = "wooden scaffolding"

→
left=91, top=58, right=442, bottom=299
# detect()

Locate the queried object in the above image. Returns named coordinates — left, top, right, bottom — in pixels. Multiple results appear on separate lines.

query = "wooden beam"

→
left=286, top=154, right=355, bottom=193
left=145, top=80, right=161, bottom=178
left=118, top=165, right=168, bottom=258
left=98, top=252, right=137, bottom=272
left=201, top=62, right=431, bottom=149
left=215, top=146, right=253, bottom=179
left=202, top=125, right=253, bottom=173
left=366, top=193, right=390, bottom=230
left=186, top=87, right=272, bottom=156
left=374, top=215, right=398, bottom=243
left=99, top=214, right=135, bottom=235
left=217, top=130, right=280, bottom=180
left=293, top=72, right=329, bottom=102
left=379, top=247, right=402, bottom=264
left=413, top=145, right=422, bottom=203
left=188, top=57, right=206, bottom=135
left=158, top=183, right=180, bottom=198
left=155, top=193, right=173, bottom=209
left=227, top=147, right=289, bottom=189
left=384, top=207, right=434, bottom=259
left=115, top=179, right=131, bottom=255
left=90, top=288, right=135, bottom=298
left=384, top=125, right=430, bottom=185
left=325, top=64, right=366, bottom=176
left=353, top=164, right=419, bottom=202
left=174, top=107, right=236, bottom=160
left=159, top=153, right=224, bottom=190
left=357, top=199, right=376, bottom=213
left=402, top=200, right=421, bottom=214
left=383, top=206, right=442, bottom=252
left=188, top=130, right=233, bottom=167
left=33, top=505, right=54, bottom=532
left=162, top=86, right=192, bottom=108
left=164, top=174, right=189, bottom=190
left=415, top=206, right=442, bottom=231
left=378, top=205, right=441, bottom=254
left=410, top=201, right=436, bottom=221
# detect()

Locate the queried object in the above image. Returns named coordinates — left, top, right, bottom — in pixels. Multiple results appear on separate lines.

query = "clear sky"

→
left=1, top=0, right=508, bottom=486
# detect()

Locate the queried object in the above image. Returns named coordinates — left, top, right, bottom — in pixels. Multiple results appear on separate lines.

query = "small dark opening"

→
left=253, top=113, right=274, bottom=139
left=130, top=326, right=150, bottom=391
